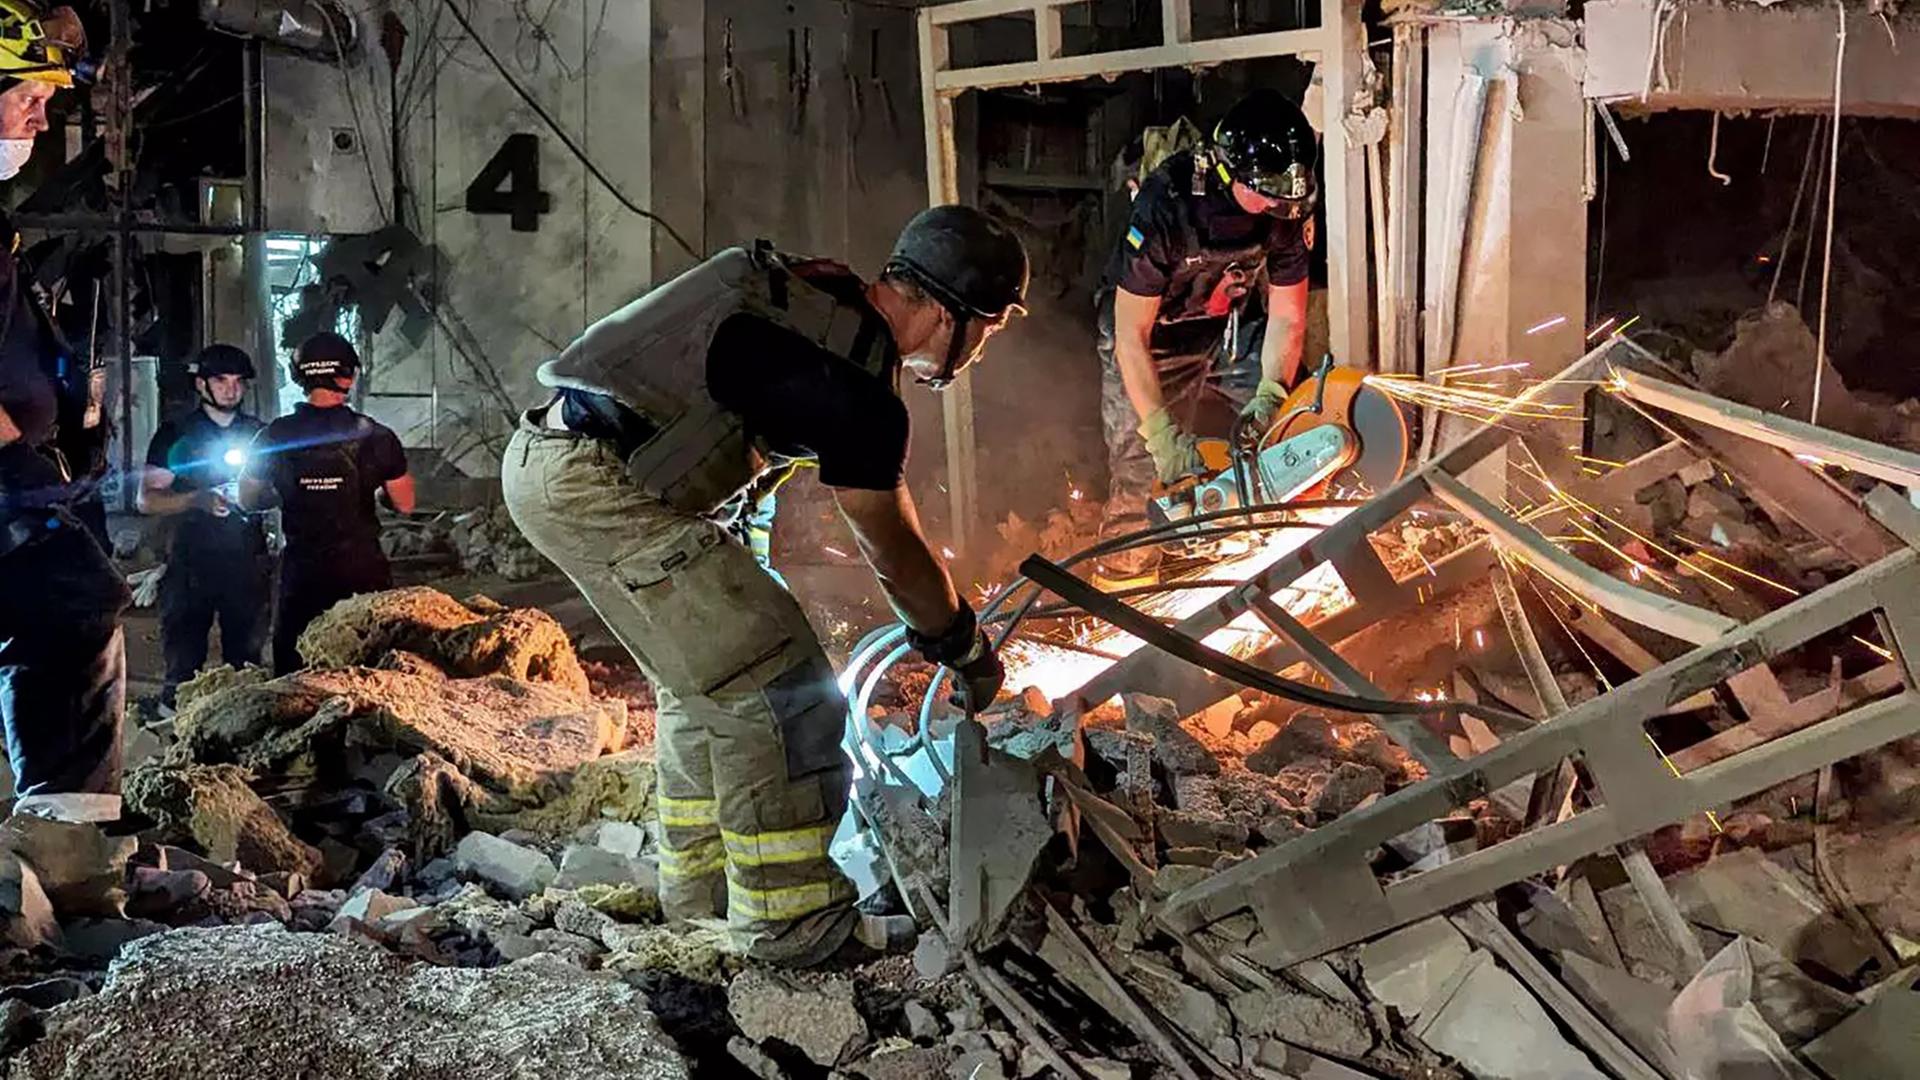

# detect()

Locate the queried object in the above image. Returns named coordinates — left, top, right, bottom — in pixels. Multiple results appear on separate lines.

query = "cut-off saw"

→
left=1150, top=357, right=1411, bottom=531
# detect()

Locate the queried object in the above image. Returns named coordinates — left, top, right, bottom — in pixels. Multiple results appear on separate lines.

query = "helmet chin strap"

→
left=915, top=307, right=972, bottom=392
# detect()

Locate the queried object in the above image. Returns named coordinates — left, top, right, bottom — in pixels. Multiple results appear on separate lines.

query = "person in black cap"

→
left=1095, top=88, right=1319, bottom=584
left=238, top=332, right=414, bottom=673
left=500, top=206, right=1027, bottom=967
left=138, top=344, right=271, bottom=706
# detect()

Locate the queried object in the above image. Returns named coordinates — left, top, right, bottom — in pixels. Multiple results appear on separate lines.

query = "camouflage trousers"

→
left=1095, top=293, right=1260, bottom=578
left=501, top=409, right=858, bottom=966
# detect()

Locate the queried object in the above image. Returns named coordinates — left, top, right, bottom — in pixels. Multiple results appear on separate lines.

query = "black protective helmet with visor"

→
left=1211, top=89, right=1319, bottom=221
left=883, top=205, right=1030, bottom=389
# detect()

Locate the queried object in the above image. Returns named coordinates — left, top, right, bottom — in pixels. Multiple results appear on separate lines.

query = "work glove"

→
left=1239, top=378, right=1289, bottom=437
left=949, top=639, right=1006, bottom=714
left=1138, top=406, right=1205, bottom=485
left=906, top=603, right=1006, bottom=712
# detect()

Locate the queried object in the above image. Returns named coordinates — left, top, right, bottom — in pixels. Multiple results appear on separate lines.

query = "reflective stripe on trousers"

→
left=500, top=416, right=859, bottom=963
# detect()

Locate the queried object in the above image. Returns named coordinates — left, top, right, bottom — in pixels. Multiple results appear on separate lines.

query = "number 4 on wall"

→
left=466, top=133, right=553, bottom=232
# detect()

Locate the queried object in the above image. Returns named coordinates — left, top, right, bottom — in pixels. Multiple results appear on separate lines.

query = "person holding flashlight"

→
left=137, top=344, right=270, bottom=708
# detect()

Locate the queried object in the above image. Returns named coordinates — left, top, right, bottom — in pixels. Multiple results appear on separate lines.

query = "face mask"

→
left=0, top=139, right=34, bottom=181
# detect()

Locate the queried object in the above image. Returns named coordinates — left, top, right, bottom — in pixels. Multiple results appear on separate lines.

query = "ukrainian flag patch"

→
left=1126, top=226, right=1145, bottom=250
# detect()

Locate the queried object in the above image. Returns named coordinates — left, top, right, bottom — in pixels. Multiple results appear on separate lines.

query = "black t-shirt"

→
left=146, top=408, right=267, bottom=561
left=247, top=403, right=407, bottom=566
left=705, top=302, right=909, bottom=493
left=1103, top=150, right=1310, bottom=333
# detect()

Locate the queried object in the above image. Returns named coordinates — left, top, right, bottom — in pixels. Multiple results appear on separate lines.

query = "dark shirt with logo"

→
left=247, top=403, right=407, bottom=569
left=145, top=409, right=267, bottom=564
left=1102, top=150, right=1310, bottom=356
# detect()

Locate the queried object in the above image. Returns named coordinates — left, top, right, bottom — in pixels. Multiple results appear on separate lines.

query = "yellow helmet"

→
left=0, top=1, right=88, bottom=88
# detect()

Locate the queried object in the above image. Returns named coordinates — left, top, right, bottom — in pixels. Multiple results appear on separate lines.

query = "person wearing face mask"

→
left=501, top=206, right=1027, bottom=968
left=0, top=4, right=131, bottom=824
left=137, top=345, right=271, bottom=710
left=1095, top=89, right=1319, bottom=586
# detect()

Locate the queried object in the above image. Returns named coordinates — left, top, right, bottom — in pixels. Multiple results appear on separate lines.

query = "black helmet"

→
left=1212, top=89, right=1319, bottom=220
left=292, top=331, right=360, bottom=390
left=885, top=205, right=1030, bottom=320
left=192, top=344, right=257, bottom=380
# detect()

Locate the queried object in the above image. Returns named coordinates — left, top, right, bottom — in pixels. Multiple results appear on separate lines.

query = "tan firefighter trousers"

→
left=501, top=410, right=859, bottom=965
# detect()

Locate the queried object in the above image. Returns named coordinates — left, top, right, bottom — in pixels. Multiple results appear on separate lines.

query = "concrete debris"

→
left=0, top=816, right=133, bottom=919
left=554, top=843, right=656, bottom=891
left=452, top=831, right=557, bottom=900
left=1666, top=938, right=1831, bottom=1080
left=602, top=921, right=739, bottom=985
left=1228, top=985, right=1375, bottom=1059
left=1308, top=762, right=1386, bottom=820
left=331, top=888, right=417, bottom=927
left=10, top=926, right=691, bottom=1079
left=1555, top=950, right=1685, bottom=1077
left=1799, top=987, right=1920, bottom=1079
left=0, top=853, right=58, bottom=951
left=727, top=968, right=871, bottom=1067
left=1667, top=847, right=1878, bottom=981
left=727, top=1035, right=791, bottom=1080
left=1358, top=916, right=1474, bottom=1021
left=1690, top=302, right=1898, bottom=446
left=903, top=999, right=944, bottom=1041
left=123, top=763, right=325, bottom=880
left=1420, top=950, right=1608, bottom=1079
left=595, top=820, right=648, bottom=859
left=1122, top=694, right=1221, bottom=777
left=914, top=927, right=959, bottom=980
left=948, top=720, right=1052, bottom=950
left=58, top=916, right=163, bottom=963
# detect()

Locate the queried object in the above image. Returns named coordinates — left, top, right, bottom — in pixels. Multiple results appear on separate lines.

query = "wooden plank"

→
left=1668, top=662, right=1903, bottom=771
left=1557, top=604, right=1718, bottom=713
left=1676, top=415, right=1899, bottom=568
left=1428, top=470, right=1739, bottom=646
left=1382, top=23, right=1422, bottom=378
left=1452, top=903, right=1666, bottom=1080
left=1614, top=368, right=1920, bottom=490
left=1247, top=595, right=1454, bottom=769
left=1321, top=0, right=1370, bottom=369
left=1034, top=3, right=1065, bottom=59
left=933, top=27, right=1331, bottom=92
left=1489, top=561, right=1581, bottom=826
left=1040, top=905, right=1203, bottom=1080
left=1161, top=0, right=1192, bottom=44
left=917, top=12, right=978, bottom=554
left=929, top=0, right=1084, bottom=27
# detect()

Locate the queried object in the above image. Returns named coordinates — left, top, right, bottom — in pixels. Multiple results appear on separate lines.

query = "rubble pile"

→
left=381, top=504, right=549, bottom=581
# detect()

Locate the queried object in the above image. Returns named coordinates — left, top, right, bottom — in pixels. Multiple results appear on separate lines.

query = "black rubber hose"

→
left=1019, top=553, right=1532, bottom=727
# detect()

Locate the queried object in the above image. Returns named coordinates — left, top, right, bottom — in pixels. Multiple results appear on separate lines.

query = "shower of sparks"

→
left=1854, top=635, right=1895, bottom=662
left=1365, top=373, right=1583, bottom=425
left=1473, top=628, right=1486, bottom=650
left=1586, top=317, right=1618, bottom=341
left=1525, top=314, right=1569, bottom=336
left=823, top=545, right=850, bottom=559
left=999, top=508, right=1356, bottom=700
left=941, top=546, right=956, bottom=560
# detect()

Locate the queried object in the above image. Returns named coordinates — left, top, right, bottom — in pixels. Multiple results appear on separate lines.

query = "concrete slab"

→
left=1358, top=916, right=1473, bottom=1020
left=1420, top=950, right=1609, bottom=1080
left=1556, top=950, right=1685, bottom=1078
left=1801, top=988, right=1920, bottom=1079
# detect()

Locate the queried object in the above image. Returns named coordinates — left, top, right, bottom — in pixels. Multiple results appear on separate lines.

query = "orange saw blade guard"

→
left=1261, top=367, right=1410, bottom=499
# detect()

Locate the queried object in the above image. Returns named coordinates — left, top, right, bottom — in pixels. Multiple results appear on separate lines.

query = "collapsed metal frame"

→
left=917, top=0, right=1371, bottom=550
left=1033, top=335, right=1920, bottom=967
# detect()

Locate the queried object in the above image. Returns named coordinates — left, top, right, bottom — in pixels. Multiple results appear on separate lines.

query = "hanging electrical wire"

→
left=443, top=0, right=698, bottom=260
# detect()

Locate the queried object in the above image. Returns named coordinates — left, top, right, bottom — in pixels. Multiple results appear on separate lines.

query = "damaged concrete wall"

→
left=260, top=1, right=930, bottom=485
left=1422, top=20, right=1587, bottom=393
left=1586, top=0, right=1920, bottom=118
